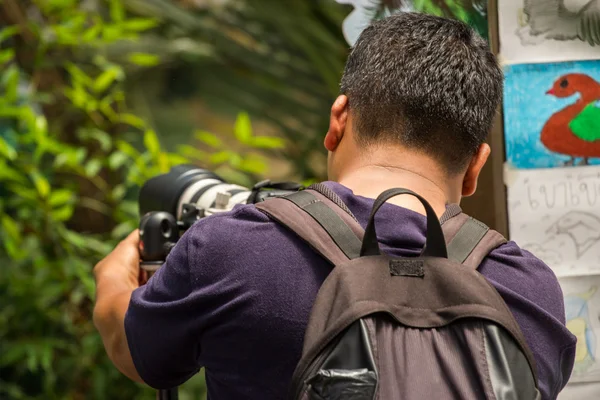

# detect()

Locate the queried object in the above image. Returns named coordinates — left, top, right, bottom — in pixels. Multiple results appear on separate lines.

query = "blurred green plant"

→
left=0, top=1, right=281, bottom=398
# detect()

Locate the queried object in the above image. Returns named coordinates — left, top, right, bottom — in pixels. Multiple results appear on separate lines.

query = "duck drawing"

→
left=541, top=73, right=600, bottom=166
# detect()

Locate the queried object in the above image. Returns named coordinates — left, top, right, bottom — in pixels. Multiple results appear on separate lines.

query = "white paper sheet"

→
left=559, top=380, right=600, bottom=399
left=506, top=165, right=600, bottom=278
left=498, top=0, right=600, bottom=64
left=558, top=275, right=600, bottom=386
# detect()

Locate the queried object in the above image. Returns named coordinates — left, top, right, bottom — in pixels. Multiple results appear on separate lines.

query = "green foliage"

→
left=0, top=3, right=286, bottom=396
left=182, top=112, right=285, bottom=187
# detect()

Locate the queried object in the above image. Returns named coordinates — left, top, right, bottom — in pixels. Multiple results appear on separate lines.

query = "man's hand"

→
left=93, top=229, right=146, bottom=384
left=93, top=229, right=146, bottom=291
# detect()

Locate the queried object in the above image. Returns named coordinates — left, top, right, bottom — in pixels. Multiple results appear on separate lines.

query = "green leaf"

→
left=81, top=20, right=102, bottom=42
left=178, top=144, right=208, bottom=160
left=194, top=131, right=222, bottom=148
left=108, top=151, right=129, bottom=170
left=77, top=128, right=112, bottom=152
left=121, top=18, right=159, bottom=32
left=116, top=140, right=141, bottom=158
left=239, top=156, right=268, bottom=174
left=234, top=112, right=253, bottom=143
left=29, top=171, right=50, bottom=198
left=93, top=67, right=122, bottom=93
left=0, top=162, right=25, bottom=183
left=0, top=136, right=17, bottom=160
left=49, top=189, right=74, bottom=207
left=111, top=221, right=136, bottom=239
left=2, top=65, right=20, bottom=102
left=167, top=153, right=191, bottom=165
left=102, top=25, right=126, bottom=42
left=7, top=183, right=38, bottom=201
left=209, top=151, right=231, bottom=164
left=0, top=343, right=25, bottom=366
left=0, top=26, right=20, bottom=45
left=0, top=49, right=15, bottom=65
left=158, top=152, right=169, bottom=173
left=127, top=53, right=160, bottom=67
left=119, top=113, right=146, bottom=129
left=109, top=0, right=125, bottom=22
left=143, top=129, right=161, bottom=156
left=85, top=159, right=102, bottom=177
left=1, top=215, right=20, bottom=242
left=249, top=136, right=285, bottom=149
left=111, top=184, right=126, bottom=201
left=51, top=205, right=74, bottom=222
left=65, top=63, right=93, bottom=88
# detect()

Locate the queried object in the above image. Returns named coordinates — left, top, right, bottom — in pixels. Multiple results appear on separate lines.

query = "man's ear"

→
left=462, top=143, right=490, bottom=197
left=324, top=95, right=349, bottom=152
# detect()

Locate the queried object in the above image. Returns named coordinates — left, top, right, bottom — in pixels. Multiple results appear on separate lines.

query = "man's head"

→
left=325, top=12, right=503, bottom=199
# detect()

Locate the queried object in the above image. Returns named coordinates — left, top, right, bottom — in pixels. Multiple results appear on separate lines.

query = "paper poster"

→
left=505, top=165, right=600, bottom=278
left=559, top=381, right=600, bottom=399
left=335, top=0, right=488, bottom=46
left=498, top=0, right=600, bottom=64
left=504, top=61, right=600, bottom=169
left=558, top=275, right=600, bottom=384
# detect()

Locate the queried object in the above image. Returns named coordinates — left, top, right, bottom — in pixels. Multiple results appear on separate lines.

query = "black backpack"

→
left=256, top=185, right=540, bottom=400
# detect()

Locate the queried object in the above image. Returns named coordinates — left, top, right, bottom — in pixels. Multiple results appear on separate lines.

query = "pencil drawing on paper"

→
left=517, top=0, right=600, bottom=46
left=564, top=285, right=598, bottom=379
left=547, top=211, right=600, bottom=258
left=522, top=211, right=600, bottom=262
left=335, top=0, right=488, bottom=46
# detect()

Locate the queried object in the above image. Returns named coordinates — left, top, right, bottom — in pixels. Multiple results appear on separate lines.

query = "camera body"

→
left=138, top=165, right=302, bottom=272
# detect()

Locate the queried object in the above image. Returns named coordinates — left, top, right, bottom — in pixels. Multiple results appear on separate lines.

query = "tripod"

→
left=157, top=388, right=178, bottom=399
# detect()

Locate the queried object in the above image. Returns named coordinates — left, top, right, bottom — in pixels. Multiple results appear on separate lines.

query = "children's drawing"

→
left=499, top=0, right=600, bottom=63
left=559, top=275, right=600, bottom=383
left=504, top=61, right=600, bottom=169
left=335, top=0, right=488, bottom=46
left=547, top=211, right=600, bottom=258
left=566, top=286, right=598, bottom=378
left=506, top=165, right=600, bottom=277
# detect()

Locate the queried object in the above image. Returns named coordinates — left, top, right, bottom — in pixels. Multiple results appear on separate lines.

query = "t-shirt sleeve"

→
left=479, top=242, right=576, bottom=400
left=124, top=219, right=204, bottom=389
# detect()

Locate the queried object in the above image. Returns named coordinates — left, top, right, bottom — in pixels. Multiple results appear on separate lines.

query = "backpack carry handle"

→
left=360, top=188, right=448, bottom=258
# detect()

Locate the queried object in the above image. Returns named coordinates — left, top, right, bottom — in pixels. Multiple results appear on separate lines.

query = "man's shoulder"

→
left=180, top=202, right=304, bottom=265
left=484, top=239, right=566, bottom=322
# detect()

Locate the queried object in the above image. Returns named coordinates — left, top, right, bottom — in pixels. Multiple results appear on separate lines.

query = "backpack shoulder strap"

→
left=442, top=208, right=507, bottom=270
left=255, top=188, right=364, bottom=266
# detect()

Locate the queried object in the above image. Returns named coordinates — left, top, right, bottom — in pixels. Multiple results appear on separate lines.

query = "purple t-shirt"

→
left=126, top=182, right=576, bottom=399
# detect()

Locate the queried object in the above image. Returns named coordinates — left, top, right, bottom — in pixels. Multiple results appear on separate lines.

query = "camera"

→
left=138, top=165, right=303, bottom=273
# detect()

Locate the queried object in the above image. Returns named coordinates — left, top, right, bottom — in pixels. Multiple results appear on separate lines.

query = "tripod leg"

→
left=157, top=388, right=178, bottom=400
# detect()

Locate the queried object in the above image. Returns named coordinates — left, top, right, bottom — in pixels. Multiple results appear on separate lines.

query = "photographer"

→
left=93, top=13, right=575, bottom=400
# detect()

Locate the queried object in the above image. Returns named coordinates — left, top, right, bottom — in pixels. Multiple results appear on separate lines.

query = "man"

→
left=94, top=12, right=576, bottom=400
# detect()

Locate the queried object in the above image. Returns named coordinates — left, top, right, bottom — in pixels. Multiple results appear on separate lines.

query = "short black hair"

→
left=340, top=12, right=503, bottom=174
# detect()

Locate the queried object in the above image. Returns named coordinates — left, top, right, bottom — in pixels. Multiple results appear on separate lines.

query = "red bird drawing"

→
left=542, top=73, right=600, bottom=166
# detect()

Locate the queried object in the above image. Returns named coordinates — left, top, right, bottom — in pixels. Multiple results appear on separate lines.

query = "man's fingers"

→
left=122, top=229, right=140, bottom=244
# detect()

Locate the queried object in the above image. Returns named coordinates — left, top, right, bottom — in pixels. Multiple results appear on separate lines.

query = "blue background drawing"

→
left=503, top=60, right=600, bottom=169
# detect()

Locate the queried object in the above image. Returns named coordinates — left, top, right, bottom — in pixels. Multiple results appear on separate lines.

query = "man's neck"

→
left=335, top=163, right=458, bottom=218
